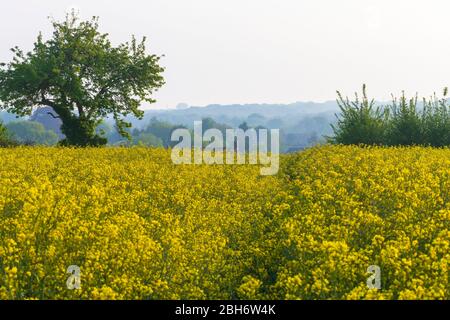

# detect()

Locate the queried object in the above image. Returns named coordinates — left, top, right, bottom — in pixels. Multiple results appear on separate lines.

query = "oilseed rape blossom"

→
left=0, top=146, right=448, bottom=300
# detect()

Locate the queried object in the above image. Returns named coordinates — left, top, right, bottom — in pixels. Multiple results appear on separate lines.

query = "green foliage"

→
left=0, top=121, right=8, bottom=139
left=0, top=121, right=11, bottom=146
left=0, top=120, right=22, bottom=147
left=386, top=94, right=423, bottom=146
left=6, top=121, right=59, bottom=145
left=332, top=86, right=450, bottom=147
left=420, top=89, right=450, bottom=147
left=330, top=85, right=387, bottom=145
left=0, top=11, right=165, bottom=146
left=132, top=132, right=163, bottom=147
left=140, top=117, right=186, bottom=148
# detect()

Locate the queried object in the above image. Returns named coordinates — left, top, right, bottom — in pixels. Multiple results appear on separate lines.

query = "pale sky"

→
left=1, top=0, right=450, bottom=109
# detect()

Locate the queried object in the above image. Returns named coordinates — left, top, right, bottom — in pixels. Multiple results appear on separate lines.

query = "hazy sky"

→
left=1, top=0, right=450, bottom=109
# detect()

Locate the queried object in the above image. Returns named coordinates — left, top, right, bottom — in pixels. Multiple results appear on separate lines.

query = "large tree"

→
left=0, top=12, right=165, bottom=146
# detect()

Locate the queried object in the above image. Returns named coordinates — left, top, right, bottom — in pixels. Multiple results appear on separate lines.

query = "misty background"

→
left=1, top=0, right=450, bottom=150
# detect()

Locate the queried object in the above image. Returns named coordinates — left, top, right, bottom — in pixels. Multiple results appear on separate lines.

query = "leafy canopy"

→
left=0, top=11, right=165, bottom=146
left=331, top=85, right=450, bottom=147
left=330, top=84, right=387, bottom=145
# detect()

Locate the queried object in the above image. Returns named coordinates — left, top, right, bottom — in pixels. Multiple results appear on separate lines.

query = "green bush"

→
left=386, top=94, right=424, bottom=146
left=420, top=90, right=450, bottom=147
left=0, top=120, right=18, bottom=147
left=330, top=85, right=387, bottom=145
left=332, top=86, right=450, bottom=147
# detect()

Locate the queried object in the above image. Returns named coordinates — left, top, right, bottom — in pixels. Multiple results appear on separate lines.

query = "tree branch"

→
left=47, top=112, right=61, bottom=119
left=76, top=102, right=85, bottom=118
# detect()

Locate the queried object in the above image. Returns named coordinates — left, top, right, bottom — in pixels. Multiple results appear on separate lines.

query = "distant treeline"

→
left=0, top=121, right=56, bottom=147
left=3, top=85, right=449, bottom=149
left=331, top=85, right=450, bottom=147
left=0, top=113, right=328, bottom=152
left=0, top=100, right=338, bottom=150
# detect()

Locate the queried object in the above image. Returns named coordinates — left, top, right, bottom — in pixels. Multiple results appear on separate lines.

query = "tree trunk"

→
left=53, top=105, right=106, bottom=146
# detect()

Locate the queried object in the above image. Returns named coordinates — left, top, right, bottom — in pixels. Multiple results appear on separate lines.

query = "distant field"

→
left=0, top=146, right=448, bottom=299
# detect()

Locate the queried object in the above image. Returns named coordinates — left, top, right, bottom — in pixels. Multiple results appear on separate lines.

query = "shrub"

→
left=421, top=90, right=450, bottom=147
left=0, top=120, right=19, bottom=147
left=332, top=86, right=450, bottom=147
left=330, top=85, right=387, bottom=145
left=386, top=94, right=424, bottom=146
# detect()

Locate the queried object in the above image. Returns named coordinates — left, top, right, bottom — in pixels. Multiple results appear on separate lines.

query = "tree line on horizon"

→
left=0, top=14, right=448, bottom=149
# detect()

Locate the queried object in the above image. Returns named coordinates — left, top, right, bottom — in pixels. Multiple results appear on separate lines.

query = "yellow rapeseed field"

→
left=0, top=146, right=449, bottom=299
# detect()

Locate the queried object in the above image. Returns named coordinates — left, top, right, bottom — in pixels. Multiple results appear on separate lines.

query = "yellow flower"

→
left=0, top=146, right=448, bottom=299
